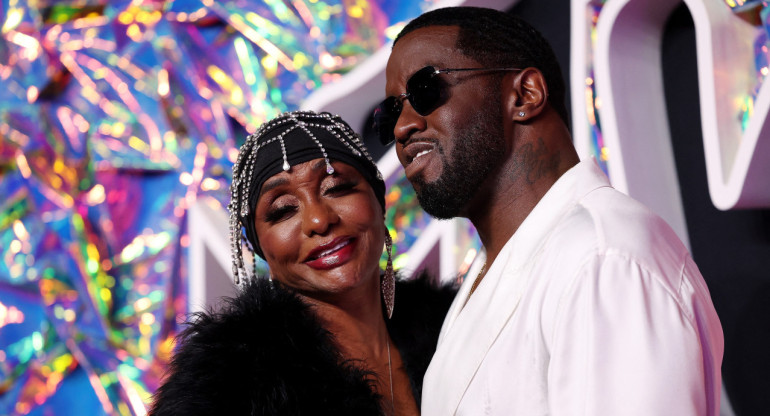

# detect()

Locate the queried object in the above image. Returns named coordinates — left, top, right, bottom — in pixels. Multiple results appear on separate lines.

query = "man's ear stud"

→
left=518, top=111, right=525, bottom=117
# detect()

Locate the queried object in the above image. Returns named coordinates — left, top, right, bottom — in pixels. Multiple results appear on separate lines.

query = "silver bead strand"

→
left=228, top=136, right=251, bottom=284
left=293, top=113, right=335, bottom=175
left=238, top=137, right=262, bottom=282
left=324, top=124, right=362, bottom=158
left=229, top=133, right=261, bottom=284
left=330, top=115, right=383, bottom=181
left=228, top=147, right=246, bottom=284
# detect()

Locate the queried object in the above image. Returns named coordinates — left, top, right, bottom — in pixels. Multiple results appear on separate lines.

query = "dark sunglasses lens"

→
left=373, top=96, right=401, bottom=145
left=407, top=67, right=442, bottom=115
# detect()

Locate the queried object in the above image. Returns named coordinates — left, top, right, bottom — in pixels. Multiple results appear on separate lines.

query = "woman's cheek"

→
left=347, top=195, right=379, bottom=224
left=263, top=223, right=296, bottom=263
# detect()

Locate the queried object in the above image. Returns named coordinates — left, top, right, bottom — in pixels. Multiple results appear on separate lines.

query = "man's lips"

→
left=402, top=140, right=437, bottom=179
left=304, top=237, right=355, bottom=270
left=403, top=141, right=436, bottom=165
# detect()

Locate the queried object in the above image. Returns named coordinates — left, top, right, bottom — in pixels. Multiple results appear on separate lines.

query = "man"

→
left=376, top=6, right=724, bottom=415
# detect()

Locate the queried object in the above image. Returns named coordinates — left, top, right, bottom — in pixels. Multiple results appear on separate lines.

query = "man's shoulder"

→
left=550, top=186, right=690, bottom=277
left=537, top=187, right=713, bottom=332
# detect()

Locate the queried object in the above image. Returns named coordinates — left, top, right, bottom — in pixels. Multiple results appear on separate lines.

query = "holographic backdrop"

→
left=722, top=0, right=770, bottom=128
left=0, top=1, right=437, bottom=414
left=3, top=0, right=767, bottom=414
left=582, top=0, right=770, bottom=174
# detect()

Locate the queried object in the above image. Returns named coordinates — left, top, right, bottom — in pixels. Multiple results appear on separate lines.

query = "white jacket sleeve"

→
left=548, top=251, right=721, bottom=416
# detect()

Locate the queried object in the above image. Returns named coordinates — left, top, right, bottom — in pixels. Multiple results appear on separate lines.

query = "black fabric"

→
left=240, top=112, right=386, bottom=258
left=149, top=273, right=456, bottom=415
left=386, top=275, right=457, bottom=404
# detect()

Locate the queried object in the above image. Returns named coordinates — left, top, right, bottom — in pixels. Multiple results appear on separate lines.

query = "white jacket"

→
left=422, top=160, right=724, bottom=415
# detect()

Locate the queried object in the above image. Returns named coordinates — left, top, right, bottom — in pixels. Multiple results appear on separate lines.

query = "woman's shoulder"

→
left=149, top=278, right=381, bottom=415
left=172, top=278, right=321, bottom=360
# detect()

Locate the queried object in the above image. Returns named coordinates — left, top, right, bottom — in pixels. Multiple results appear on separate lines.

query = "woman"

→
left=149, top=111, right=455, bottom=415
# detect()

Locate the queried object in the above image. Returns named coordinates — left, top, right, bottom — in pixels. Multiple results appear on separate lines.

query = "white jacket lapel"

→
left=422, top=238, right=532, bottom=415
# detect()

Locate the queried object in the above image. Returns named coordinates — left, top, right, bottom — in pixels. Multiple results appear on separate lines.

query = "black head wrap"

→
left=228, top=111, right=385, bottom=277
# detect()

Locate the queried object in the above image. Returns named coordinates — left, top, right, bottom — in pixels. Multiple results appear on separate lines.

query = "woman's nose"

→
left=301, top=201, right=339, bottom=236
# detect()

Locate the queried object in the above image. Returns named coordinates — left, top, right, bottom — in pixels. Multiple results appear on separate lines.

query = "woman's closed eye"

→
left=264, top=204, right=297, bottom=223
left=262, top=179, right=359, bottom=223
left=323, top=180, right=358, bottom=196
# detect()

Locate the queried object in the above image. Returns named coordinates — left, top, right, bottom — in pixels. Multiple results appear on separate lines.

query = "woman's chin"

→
left=296, top=267, right=378, bottom=301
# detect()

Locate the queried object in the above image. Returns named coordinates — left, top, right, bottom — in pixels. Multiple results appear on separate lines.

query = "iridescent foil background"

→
left=2, top=0, right=766, bottom=414
left=583, top=0, right=770, bottom=172
left=0, top=1, right=438, bottom=414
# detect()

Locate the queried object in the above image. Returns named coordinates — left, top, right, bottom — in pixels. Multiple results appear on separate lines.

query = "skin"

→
left=253, top=158, right=418, bottom=415
left=387, top=25, right=580, bottom=272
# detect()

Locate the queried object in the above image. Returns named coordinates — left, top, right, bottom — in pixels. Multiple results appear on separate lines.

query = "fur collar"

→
left=150, top=274, right=456, bottom=415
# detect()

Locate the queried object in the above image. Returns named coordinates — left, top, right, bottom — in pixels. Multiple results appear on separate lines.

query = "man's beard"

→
left=411, top=103, right=505, bottom=219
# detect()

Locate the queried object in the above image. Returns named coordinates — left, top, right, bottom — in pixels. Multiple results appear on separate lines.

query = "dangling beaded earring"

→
left=383, top=231, right=395, bottom=319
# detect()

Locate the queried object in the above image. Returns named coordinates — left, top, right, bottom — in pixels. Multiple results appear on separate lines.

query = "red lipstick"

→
left=304, top=237, right=356, bottom=270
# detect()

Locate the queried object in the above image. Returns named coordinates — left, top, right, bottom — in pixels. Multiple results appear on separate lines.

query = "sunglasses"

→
left=373, top=66, right=521, bottom=145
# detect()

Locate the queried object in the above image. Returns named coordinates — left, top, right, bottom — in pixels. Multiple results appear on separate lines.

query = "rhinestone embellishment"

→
left=227, top=111, right=382, bottom=285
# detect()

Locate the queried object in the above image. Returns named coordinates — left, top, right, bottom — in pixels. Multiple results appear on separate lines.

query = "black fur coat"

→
left=149, top=274, right=456, bottom=415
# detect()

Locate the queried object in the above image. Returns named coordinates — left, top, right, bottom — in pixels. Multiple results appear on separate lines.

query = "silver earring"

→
left=383, top=232, right=395, bottom=319
left=518, top=111, right=525, bottom=117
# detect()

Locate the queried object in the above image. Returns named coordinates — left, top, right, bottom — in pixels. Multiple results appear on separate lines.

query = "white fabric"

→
left=422, top=159, right=724, bottom=416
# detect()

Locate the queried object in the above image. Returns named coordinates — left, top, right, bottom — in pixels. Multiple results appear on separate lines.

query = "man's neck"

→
left=468, top=179, right=544, bottom=267
left=467, top=136, right=579, bottom=266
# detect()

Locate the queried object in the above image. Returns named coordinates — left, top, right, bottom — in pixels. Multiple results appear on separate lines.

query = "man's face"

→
left=385, top=26, right=506, bottom=219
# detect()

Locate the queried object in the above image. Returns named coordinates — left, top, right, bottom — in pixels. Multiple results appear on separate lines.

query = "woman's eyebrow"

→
left=260, top=177, right=288, bottom=195
left=261, top=160, right=332, bottom=196
left=312, top=159, right=329, bottom=172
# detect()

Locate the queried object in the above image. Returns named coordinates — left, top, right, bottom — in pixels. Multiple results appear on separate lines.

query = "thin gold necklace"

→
left=387, top=339, right=394, bottom=414
left=468, top=262, right=488, bottom=297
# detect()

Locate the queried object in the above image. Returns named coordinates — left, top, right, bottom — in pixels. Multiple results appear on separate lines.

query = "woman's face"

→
left=254, top=158, right=385, bottom=298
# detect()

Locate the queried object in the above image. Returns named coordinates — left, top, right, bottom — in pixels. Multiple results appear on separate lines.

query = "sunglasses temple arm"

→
left=439, top=67, right=522, bottom=74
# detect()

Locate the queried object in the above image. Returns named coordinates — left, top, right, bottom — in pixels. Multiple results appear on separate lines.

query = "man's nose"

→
left=394, top=101, right=427, bottom=145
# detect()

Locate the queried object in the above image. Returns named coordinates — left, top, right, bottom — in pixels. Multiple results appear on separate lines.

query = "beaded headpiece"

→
left=228, top=110, right=385, bottom=284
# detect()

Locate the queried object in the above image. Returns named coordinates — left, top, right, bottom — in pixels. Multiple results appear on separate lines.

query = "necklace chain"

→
left=468, top=261, right=488, bottom=297
left=386, top=339, right=394, bottom=414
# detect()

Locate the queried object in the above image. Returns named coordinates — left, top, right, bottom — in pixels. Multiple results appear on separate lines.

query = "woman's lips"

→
left=304, top=237, right=356, bottom=270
